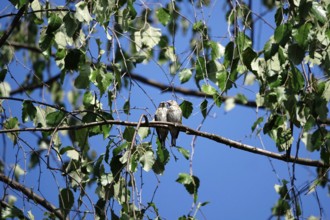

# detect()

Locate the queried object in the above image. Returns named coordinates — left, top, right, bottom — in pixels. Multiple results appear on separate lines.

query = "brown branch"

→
left=0, top=120, right=327, bottom=168
left=0, top=1, right=32, bottom=49
left=0, top=173, right=65, bottom=220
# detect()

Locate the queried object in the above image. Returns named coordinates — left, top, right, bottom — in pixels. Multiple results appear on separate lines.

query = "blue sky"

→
left=0, top=0, right=329, bottom=219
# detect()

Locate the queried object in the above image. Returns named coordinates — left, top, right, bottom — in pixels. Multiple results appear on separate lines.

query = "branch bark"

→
left=0, top=119, right=327, bottom=168
left=0, top=173, right=65, bottom=219
left=0, top=1, right=32, bottom=49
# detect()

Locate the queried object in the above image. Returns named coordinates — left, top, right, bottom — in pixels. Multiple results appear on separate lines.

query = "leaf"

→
left=156, top=8, right=171, bottom=26
left=4, top=117, right=19, bottom=143
left=46, top=111, right=66, bottom=127
left=242, top=47, right=257, bottom=71
left=288, top=44, right=304, bottom=65
left=22, top=100, right=37, bottom=123
left=200, top=99, right=208, bottom=118
left=141, top=25, right=161, bottom=49
left=179, top=68, right=192, bottom=84
left=311, top=2, right=327, bottom=24
left=123, top=100, right=130, bottom=115
left=75, top=1, right=92, bottom=23
left=139, top=151, right=155, bottom=172
left=123, top=127, right=135, bottom=142
left=209, top=41, right=225, bottom=60
left=180, top=100, right=193, bottom=119
left=293, top=23, right=312, bottom=49
left=274, top=23, right=292, bottom=46
left=65, top=49, right=84, bottom=71
left=176, top=173, right=200, bottom=203
left=39, top=32, right=54, bottom=52
left=0, top=68, right=7, bottom=82
left=225, top=97, right=235, bottom=112
left=251, top=117, right=264, bottom=132
left=264, top=37, right=278, bottom=60
left=59, top=188, right=74, bottom=218
left=138, top=127, right=150, bottom=140
left=152, top=144, right=170, bottom=175
left=176, top=147, right=190, bottom=160
left=195, top=56, right=206, bottom=83
left=201, top=84, right=217, bottom=95
left=46, top=13, right=63, bottom=34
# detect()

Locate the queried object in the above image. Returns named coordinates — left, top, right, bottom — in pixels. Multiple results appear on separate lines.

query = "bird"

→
left=154, top=102, right=168, bottom=148
left=166, top=100, right=182, bottom=146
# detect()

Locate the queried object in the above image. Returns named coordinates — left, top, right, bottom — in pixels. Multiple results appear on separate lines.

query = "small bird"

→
left=155, top=102, right=168, bottom=148
left=166, top=100, right=182, bottom=146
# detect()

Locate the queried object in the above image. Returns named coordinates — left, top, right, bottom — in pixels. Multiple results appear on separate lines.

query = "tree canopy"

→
left=0, top=0, right=330, bottom=219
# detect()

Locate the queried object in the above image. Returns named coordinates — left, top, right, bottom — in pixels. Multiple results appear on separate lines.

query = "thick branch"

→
left=0, top=173, right=64, bottom=219
left=0, top=120, right=327, bottom=168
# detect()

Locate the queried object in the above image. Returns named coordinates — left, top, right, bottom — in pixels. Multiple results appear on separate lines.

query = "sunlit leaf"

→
left=201, top=84, right=217, bottom=95
left=156, top=8, right=171, bottom=26
left=179, top=68, right=192, bottom=84
left=139, top=150, right=155, bottom=172
left=75, top=1, right=92, bottom=23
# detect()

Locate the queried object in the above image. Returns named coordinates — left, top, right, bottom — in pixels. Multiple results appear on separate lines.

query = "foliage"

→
left=0, top=0, right=329, bottom=219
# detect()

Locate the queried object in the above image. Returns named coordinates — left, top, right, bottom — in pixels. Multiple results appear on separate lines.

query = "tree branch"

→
left=0, top=173, right=65, bottom=219
left=0, top=120, right=327, bottom=168
left=0, top=1, right=32, bottom=49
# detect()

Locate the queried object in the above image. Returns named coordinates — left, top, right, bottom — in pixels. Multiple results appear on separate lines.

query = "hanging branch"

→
left=0, top=1, right=33, bottom=49
left=0, top=173, right=65, bottom=219
left=0, top=119, right=327, bottom=168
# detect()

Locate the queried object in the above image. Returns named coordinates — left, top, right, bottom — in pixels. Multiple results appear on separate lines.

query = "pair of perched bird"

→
left=155, top=100, right=182, bottom=148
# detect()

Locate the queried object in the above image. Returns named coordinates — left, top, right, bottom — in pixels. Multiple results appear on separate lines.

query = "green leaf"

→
left=0, top=68, right=7, bottom=82
left=46, top=13, right=63, bottom=34
left=242, top=47, right=257, bottom=71
left=201, top=84, right=217, bottom=95
left=176, top=173, right=200, bottom=203
left=65, top=49, right=84, bottom=71
left=179, top=68, right=192, bottom=84
left=264, top=37, right=278, bottom=60
left=156, top=8, right=171, bottom=26
left=195, top=56, right=206, bottom=83
left=123, top=100, right=130, bottom=115
left=123, top=126, right=135, bottom=142
left=209, top=41, right=225, bottom=60
left=293, top=23, right=312, bottom=49
left=251, top=117, right=263, bottom=132
left=3, top=117, right=19, bottom=143
left=180, top=100, right=193, bottom=119
left=46, top=111, right=66, bottom=127
left=200, top=99, right=208, bottom=118
left=274, top=23, right=292, bottom=46
left=288, top=44, right=305, bottom=65
left=152, top=144, right=170, bottom=175
left=224, top=41, right=234, bottom=67
left=59, top=188, right=74, bottom=218
left=139, top=151, right=155, bottom=172
left=176, top=147, right=190, bottom=160
left=235, top=32, right=252, bottom=52
left=22, top=100, right=37, bottom=123
left=39, top=32, right=54, bottom=52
